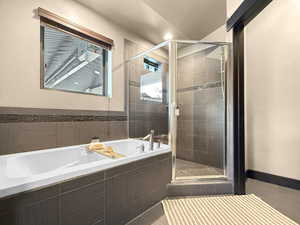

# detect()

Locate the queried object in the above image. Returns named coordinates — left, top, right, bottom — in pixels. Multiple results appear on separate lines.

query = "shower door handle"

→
left=175, top=106, right=180, bottom=116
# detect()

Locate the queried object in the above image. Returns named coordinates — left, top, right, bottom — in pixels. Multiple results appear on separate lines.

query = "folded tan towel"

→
left=87, top=142, right=106, bottom=151
left=94, top=148, right=125, bottom=159
left=87, top=143, right=124, bottom=159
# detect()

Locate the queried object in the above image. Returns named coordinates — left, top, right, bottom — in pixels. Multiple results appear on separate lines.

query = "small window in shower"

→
left=144, top=56, right=161, bottom=72
left=140, top=56, right=162, bottom=102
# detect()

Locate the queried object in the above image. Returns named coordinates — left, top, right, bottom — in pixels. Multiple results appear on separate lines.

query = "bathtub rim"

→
left=0, top=138, right=171, bottom=199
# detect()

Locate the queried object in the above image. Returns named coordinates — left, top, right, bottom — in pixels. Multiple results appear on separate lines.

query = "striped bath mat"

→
left=162, top=194, right=298, bottom=225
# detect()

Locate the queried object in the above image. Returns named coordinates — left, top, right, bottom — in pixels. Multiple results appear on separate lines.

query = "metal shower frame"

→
left=127, top=40, right=233, bottom=184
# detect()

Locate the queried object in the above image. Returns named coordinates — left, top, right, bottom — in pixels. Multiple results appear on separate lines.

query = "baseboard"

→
left=246, top=170, right=300, bottom=190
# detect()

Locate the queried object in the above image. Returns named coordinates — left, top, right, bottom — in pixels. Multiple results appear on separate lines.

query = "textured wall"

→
left=176, top=46, right=225, bottom=169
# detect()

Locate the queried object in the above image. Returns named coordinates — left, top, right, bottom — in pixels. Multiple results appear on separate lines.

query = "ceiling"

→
left=75, top=0, right=226, bottom=44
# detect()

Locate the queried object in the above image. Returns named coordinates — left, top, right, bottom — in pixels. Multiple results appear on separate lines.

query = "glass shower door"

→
left=125, top=40, right=231, bottom=183
left=174, top=42, right=229, bottom=180
left=125, top=40, right=169, bottom=142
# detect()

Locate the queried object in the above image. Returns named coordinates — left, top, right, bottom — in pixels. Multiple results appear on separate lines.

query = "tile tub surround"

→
left=0, top=152, right=172, bottom=225
left=0, top=107, right=127, bottom=155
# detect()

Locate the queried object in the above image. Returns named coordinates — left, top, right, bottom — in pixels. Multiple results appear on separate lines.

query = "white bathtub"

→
left=0, top=139, right=170, bottom=198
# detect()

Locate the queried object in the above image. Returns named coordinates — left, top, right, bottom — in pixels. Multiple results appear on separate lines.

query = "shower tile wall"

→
left=125, top=40, right=168, bottom=138
left=177, top=49, right=225, bottom=169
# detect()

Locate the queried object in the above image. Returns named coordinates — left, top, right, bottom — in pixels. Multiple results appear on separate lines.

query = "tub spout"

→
left=139, top=130, right=154, bottom=151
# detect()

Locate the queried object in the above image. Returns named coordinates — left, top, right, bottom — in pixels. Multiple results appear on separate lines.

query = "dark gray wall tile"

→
left=1, top=185, right=59, bottom=212
left=129, top=86, right=140, bottom=103
left=0, top=105, right=128, bottom=155
left=11, top=122, right=57, bottom=152
left=0, top=119, right=129, bottom=155
left=61, top=181, right=105, bottom=225
left=19, top=197, right=59, bottom=225
left=167, top=182, right=232, bottom=196
left=135, top=155, right=159, bottom=168
left=61, top=171, right=105, bottom=193
left=0, top=211, right=15, bottom=225
left=108, top=121, right=127, bottom=140
left=176, top=149, right=194, bottom=162
left=126, top=40, right=168, bottom=140
left=0, top=186, right=60, bottom=225
left=0, top=124, right=13, bottom=155
left=106, top=174, right=131, bottom=225
left=56, top=122, right=80, bottom=147
left=105, top=163, right=137, bottom=179
left=77, top=121, right=109, bottom=144
left=176, top=51, right=225, bottom=170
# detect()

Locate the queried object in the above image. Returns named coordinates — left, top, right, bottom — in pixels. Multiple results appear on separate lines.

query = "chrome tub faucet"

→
left=139, top=129, right=155, bottom=151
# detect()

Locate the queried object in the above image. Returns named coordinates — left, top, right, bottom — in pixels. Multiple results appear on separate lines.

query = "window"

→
left=38, top=8, right=113, bottom=96
left=140, top=56, right=163, bottom=102
left=144, top=56, right=160, bottom=72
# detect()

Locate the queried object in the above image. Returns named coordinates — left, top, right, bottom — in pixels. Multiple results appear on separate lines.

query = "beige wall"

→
left=245, top=0, right=300, bottom=180
left=225, top=0, right=244, bottom=43
left=226, top=0, right=244, bottom=18
left=177, top=25, right=227, bottom=59
left=0, top=0, right=155, bottom=112
left=201, top=25, right=227, bottom=43
left=226, top=0, right=300, bottom=180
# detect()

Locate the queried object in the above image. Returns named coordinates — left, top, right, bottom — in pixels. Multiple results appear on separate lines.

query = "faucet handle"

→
left=156, top=139, right=161, bottom=149
left=136, top=144, right=145, bottom=153
left=153, top=134, right=168, bottom=144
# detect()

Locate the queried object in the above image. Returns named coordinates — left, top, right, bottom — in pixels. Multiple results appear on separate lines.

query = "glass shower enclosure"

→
left=126, top=40, right=231, bottom=183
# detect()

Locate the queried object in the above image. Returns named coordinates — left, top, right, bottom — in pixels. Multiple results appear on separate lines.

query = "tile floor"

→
left=246, top=178, right=300, bottom=223
left=127, top=179, right=300, bottom=225
left=175, top=159, right=224, bottom=178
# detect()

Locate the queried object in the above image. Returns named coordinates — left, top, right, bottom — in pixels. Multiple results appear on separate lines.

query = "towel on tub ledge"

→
left=87, top=144, right=125, bottom=159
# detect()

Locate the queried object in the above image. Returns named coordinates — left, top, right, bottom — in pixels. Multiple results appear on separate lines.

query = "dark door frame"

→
left=226, top=0, right=273, bottom=195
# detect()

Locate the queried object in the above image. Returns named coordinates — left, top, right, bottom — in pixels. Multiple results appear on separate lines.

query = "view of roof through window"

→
left=144, top=55, right=161, bottom=72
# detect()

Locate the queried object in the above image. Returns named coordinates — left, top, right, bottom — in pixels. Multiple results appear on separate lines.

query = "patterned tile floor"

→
left=175, top=159, right=224, bottom=178
left=127, top=179, right=300, bottom=225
